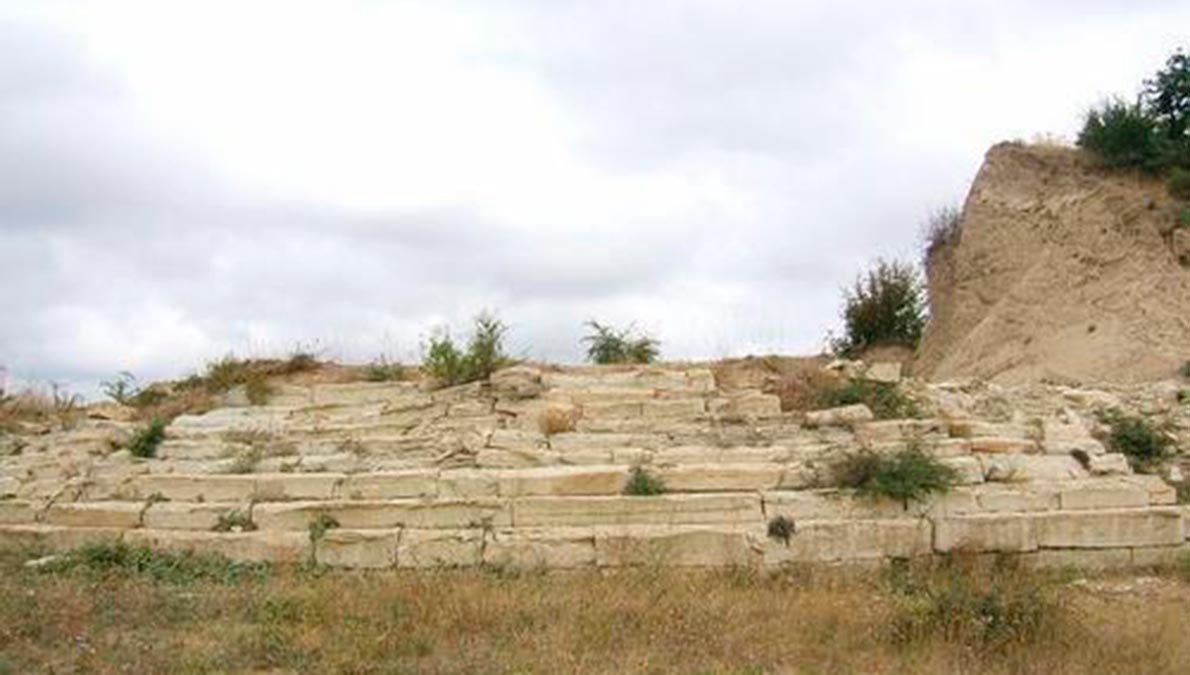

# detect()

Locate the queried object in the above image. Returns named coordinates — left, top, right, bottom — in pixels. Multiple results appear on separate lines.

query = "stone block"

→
left=1088, top=453, right=1131, bottom=476
left=969, top=437, right=1038, bottom=454
left=340, top=471, right=439, bottom=499
left=125, top=529, right=308, bottom=563
left=512, top=494, right=762, bottom=527
left=595, top=526, right=758, bottom=567
left=803, top=405, right=873, bottom=428
left=764, top=519, right=931, bottom=564
left=657, top=464, right=784, bottom=492
left=498, top=466, right=627, bottom=497
left=127, top=475, right=256, bottom=502
left=643, top=398, right=705, bottom=419
left=0, top=500, right=38, bottom=525
left=980, top=455, right=1088, bottom=482
left=934, top=514, right=1038, bottom=553
left=315, top=529, right=400, bottom=569
left=254, top=473, right=343, bottom=501
left=45, top=502, right=143, bottom=529
left=143, top=502, right=244, bottom=531
left=484, top=528, right=597, bottom=569
left=0, top=524, right=126, bottom=551
left=253, top=499, right=511, bottom=531
left=1035, top=508, right=1184, bottom=549
left=1057, top=482, right=1149, bottom=510
left=862, top=362, right=902, bottom=384
left=397, top=529, right=484, bottom=568
left=490, top=366, right=544, bottom=400
left=973, top=486, right=1057, bottom=513
left=438, top=470, right=500, bottom=499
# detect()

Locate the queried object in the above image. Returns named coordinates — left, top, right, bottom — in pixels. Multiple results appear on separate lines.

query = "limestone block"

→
left=44, top=502, right=144, bottom=529
left=143, top=502, right=243, bottom=531
left=254, top=473, right=343, bottom=501
left=340, top=471, right=439, bottom=499
left=652, top=446, right=724, bottom=465
left=128, top=475, right=253, bottom=502
left=512, top=494, right=762, bottom=527
left=657, top=464, right=783, bottom=492
left=484, top=527, right=597, bottom=569
left=253, top=499, right=511, bottom=531
left=685, top=369, right=717, bottom=392
left=764, top=519, right=932, bottom=564
left=315, top=529, right=400, bottom=569
left=803, top=405, right=874, bottom=428
left=1057, top=482, right=1149, bottom=510
left=490, top=366, right=544, bottom=399
left=438, top=469, right=500, bottom=499
left=1030, top=548, right=1132, bottom=570
left=1130, top=544, right=1190, bottom=567
left=1123, top=475, right=1177, bottom=505
left=126, top=529, right=308, bottom=564
left=948, top=421, right=1033, bottom=440
left=398, top=528, right=484, bottom=568
left=581, top=401, right=644, bottom=419
left=448, top=400, right=494, bottom=417
left=934, top=514, right=1038, bottom=552
left=763, top=490, right=921, bottom=521
left=968, top=437, right=1038, bottom=454
left=928, top=439, right=973, bottom=457
left=0, top=500, right=37, bottom=524
left=0, top=524, right=126, bottom=551
left=980, top=455, right=1088, bottom=482
left=941, top=457, right=985, bottom=485
left=487, top=429, right=547, bottom=451
left=973, top=486, right=1057, bottom=513
left=643, top=398, right=706, bottom=419
left=595, top=526, right=759, bottom=567
left=548, top=432, right=667, bottom=453
left=862, top=362, right=902, bottom=384
left=310, top=383, right=419, bottom=407
left=475, top=448, right=561, bottom=469
left=708, top=392, right=781, bottom=418
left=1035, top=508, right=1184, bottom=548
left=498, top=466, right=628, bottom=497
left=1088, top=453, right=1131, bottom=476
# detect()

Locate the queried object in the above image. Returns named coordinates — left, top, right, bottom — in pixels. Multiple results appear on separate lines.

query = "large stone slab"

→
left=397, top=528, right=484, bottom=568
left=497, top=466, right=628, bottom=497
left=253, top=500, right=511, bottom=531
left=340, top=471, right=439, bottom=499
left=314, top=529, right=400, bottom=569
left=657, top=464, right=784, bottom=492
left=595, top=526, right=758, bottom=567
left=44, top=502, right=144, bottom=529
left=484, top=528, right=597, bottom=569
left=512, top=494, right=762, bottom=527
left=1034, top=508, right=1184, bottom=549
left=143, top=502, right=246, bottom=531
left=763, top=519, right=932, bottom=564
left=934, top=514, right=1038, bottom=553
left=125, top=529, right=308, bottom=563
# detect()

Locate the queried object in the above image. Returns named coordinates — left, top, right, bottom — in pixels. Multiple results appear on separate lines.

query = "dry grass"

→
left=537, top=404, right=579, bottom=436
left=0, top=386, right=83, bottom=432
left=0, top=547, right=1188, bottom=675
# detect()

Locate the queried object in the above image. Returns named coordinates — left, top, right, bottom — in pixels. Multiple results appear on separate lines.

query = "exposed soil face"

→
left=917, top=142, right=1190, bottom=385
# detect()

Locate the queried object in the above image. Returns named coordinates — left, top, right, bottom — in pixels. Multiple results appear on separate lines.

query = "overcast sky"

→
left=2, top=1, right=1188, bottom=396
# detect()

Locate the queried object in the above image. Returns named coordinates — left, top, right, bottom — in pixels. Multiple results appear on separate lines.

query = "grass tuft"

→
left=835, top=445, right=957, bottom=509
left=127, top=418, right=167, bottom=459
left=623, top=466, right=665, bottom=496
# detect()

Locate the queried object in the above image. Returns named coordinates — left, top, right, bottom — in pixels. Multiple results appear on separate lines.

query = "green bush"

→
left=1143, top=49, right=1190, bottom=146
left=766, top=515, right=796, bottom=545
left=888, top=558, right=1064, bottom=650
left=38, top=541, right=268, bottom=584
left=1077, top=99, right=1168, bottom=172
left=582, top=321, right=660, bottom=364
left=1101, top=410, right=1172, bottom=472
left=100, top=371, right=139, bottom=405
left=1181, top=361, right=1190, bottom=378
left=623, top=466, right=665, bottom=496
left=832, top=259, right=926, bottom=357
left=127, top=418, right=167, bottom=458
left=922, top=206, right=963, bottom=262
left=362, top=356, right=405, bottom=382
left=423, top=313, right=510, bottom=388
left=835, top=446, right=957, bottom=509
left=1169, top=168, right=1190, bottom=200
left=818, top=379, right=920, bottom=420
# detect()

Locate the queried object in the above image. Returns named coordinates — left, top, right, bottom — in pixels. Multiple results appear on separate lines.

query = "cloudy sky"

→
left=2, top=1, right=1188, bottom=396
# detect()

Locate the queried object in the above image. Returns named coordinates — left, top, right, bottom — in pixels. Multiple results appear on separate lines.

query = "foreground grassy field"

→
left=0, top=546, right=1188, bottom=674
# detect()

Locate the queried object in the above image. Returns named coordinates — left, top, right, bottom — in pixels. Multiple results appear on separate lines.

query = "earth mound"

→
left=917, top=142, right=1190, bottom=385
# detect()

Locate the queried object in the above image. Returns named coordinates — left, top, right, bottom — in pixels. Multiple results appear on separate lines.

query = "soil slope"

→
left=917, top=142, right=1190, bottom=385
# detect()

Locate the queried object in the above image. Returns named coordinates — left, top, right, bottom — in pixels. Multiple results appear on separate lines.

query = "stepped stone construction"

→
left=1, top=363, right=1187, bottom=570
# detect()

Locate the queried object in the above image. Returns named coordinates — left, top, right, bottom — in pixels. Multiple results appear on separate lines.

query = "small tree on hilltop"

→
left=582, top=321, right=660, bottom=365
left=833, top=259, right=926, bottom=358
left=1143, top=49, right=1190, bottom=145
left=1077, top=98, right=1167, bottom=172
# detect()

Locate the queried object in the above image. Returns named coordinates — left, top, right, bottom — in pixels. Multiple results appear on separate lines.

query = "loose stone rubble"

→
left=0, top=364, right=1186, bottom=570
